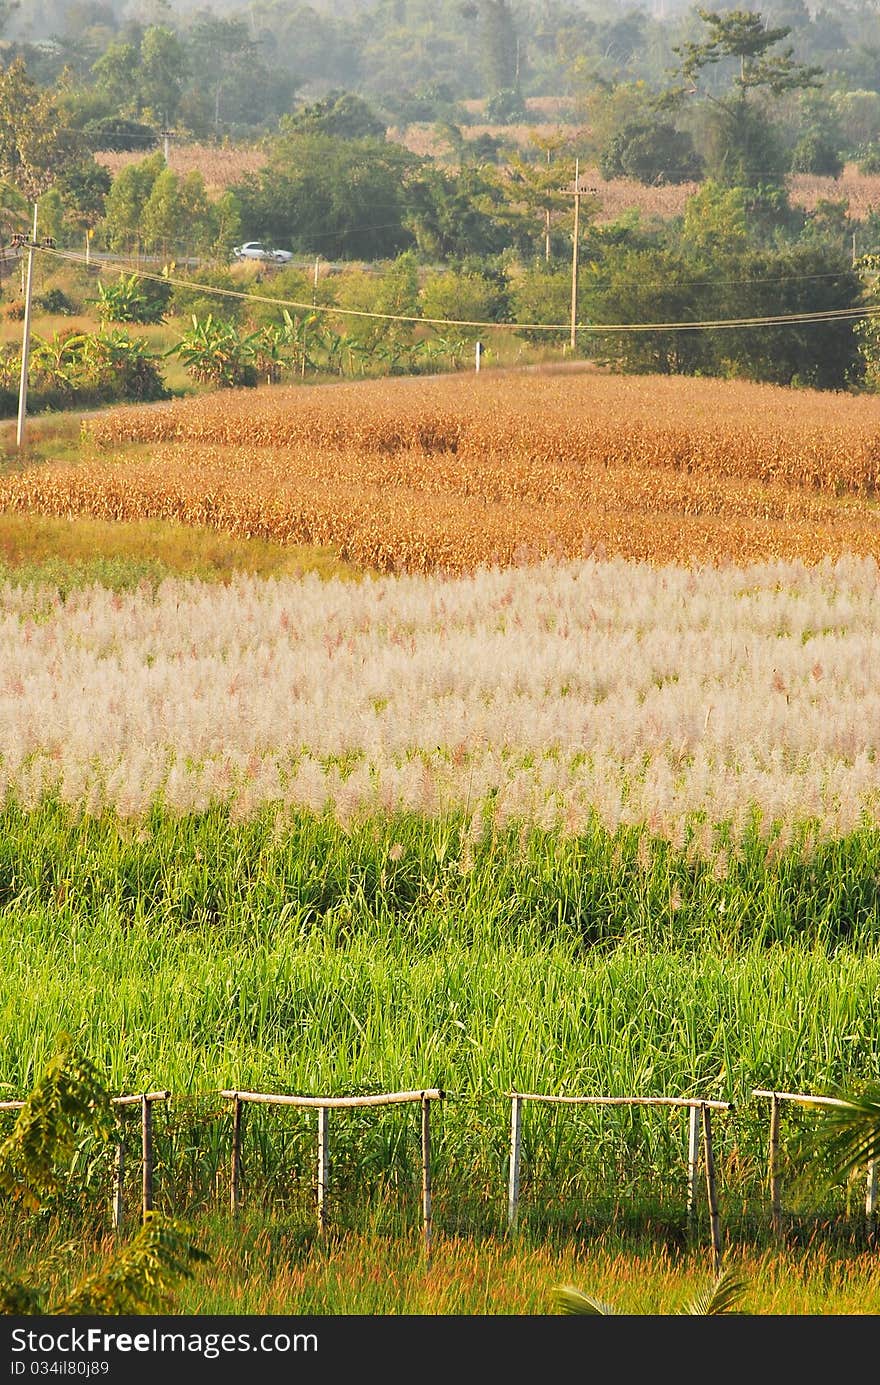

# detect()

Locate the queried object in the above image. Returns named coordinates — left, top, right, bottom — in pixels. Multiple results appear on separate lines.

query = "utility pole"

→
left=16, top=204, right=38, bottom=451
left=161, top=128, right=173, bottom=164
left=570, top=157, right=580, bottom=352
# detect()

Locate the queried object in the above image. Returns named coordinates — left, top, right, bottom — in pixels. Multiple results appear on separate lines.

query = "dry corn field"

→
left=93, top=142, right=880, bottom=223
left=4, top=370, right=880, bottom=573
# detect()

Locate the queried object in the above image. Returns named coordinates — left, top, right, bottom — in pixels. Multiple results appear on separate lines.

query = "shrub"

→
left=83, top=116, right=159, bottom=153
left=484, top=88, right=527, bottom=124
left=600, top=122, right=703, bottom=185
left=36, top=288, right=76, bottom=316
left=790, top=131, right=844, bottom=177
left=856, top=142, right=880, bottom=174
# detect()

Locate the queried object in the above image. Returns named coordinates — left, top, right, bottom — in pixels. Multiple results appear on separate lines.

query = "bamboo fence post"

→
left=316, top=1106, right=328, bottom=1235
left=686, top=1103, right=700, bottom=1236
left=866, top=1159, right=877, bottom=1241
left=421, top=1095, right=432, bottom=1257
left=769, top=1093, right=782, bottom=1237
left=701, top=1104, right=722, bottom=1273
left=141, top=1095, right=153, bottom=1220
left=230, top=1095, right=242, bottom=1216
left=508, top=1094, right=522, bottom=1230
left=111, top=1117, right=125, bottom=1234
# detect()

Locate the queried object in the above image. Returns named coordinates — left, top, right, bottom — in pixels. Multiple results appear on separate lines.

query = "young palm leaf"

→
left=683, top=1268, right=748, bottom=1315
left=553, top=1285, right=618, bottom=1315
left=802, top=1087, right=880, bottom=1184
left=553, top=1268, right=747, bottom=1315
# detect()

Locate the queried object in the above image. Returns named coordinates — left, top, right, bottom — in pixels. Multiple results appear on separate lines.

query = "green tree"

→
left=600, top=121, right=703, bottom=185
left=91, top=41, right=142, bottom=114
left=101, top=151, right=165, bottom=251
left=55, top=159, right=112, bottom=235
left=680, top=181, right=749, bottom=259
left=404, top=164, right=516, bottom=260
left=479, top=0, right=519, bottom=97
left=234, top=134, right=417, bottom=260
left=141, top=168, right=216, bottom=256
left=0, top=1037, right=207, bottom=1314
left=139, top=25, right=189, bottom=128
left=0, top=60, right=87, bottom=201
left=186, top=15, right=264, bottom=135
left=672, top=8, right=823, bottom=187
left=421, top=266, right=506, bottom=340
left=505, top=139, right=576, bottom=262
left=280, top=91, right=386, bottom=141
left=333, top=250, right=421, bottom=354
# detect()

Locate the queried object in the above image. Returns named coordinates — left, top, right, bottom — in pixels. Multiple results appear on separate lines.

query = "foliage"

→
left=167, top=313, right=259, bottom=388
left=790, top=130, right=844, bottom=176
left=82, top=117, right=159, bottom=154
left=0, top=1038, right=114, bottom=1212
left=0, top=1037, right=208, bottom=1315
left=795, top=1085, right=880, bottom=1187
left=169, top=267, right=245, bottom=326
left=553, top=1268, right=748, bottom=1314
left=232, top=134, right=417, bottom=260
left=101, top=152, right=166, bottom=252
left=279, top=92, right=387, bottom=141
left=0, top=58, right=87, bottom=201
left=95, top=272, right=170, bottom=325
left=600, top=122, right=703, bottom=185
left=0, top=328, right=167, bottom=413
left=671, top=8, right=823, bottom=189
left=420, top=266, right=507, bottom=338
left=484, top=88, right=527, bottom=125
left=856, top=142, right=880, bottom=175
left=35, top=287, right=76, bottom=316
left=140, top=168, right=217, bottom=255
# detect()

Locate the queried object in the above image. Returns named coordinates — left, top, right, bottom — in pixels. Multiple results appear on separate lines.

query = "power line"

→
left=39, top=243, right=880, bottom=335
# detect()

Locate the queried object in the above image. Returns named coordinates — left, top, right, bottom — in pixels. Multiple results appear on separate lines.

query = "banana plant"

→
left=29, top=331, right=89, bottom=394
left=167, top=313, right=261, bottom=388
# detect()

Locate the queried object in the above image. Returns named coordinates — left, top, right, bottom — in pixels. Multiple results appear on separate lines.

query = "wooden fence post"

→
left=112, top=1118, right=125, bottom=1234
left=686, top=1103, right=700, bottom=1235
left=421, top=1096, right=432, bottom=1257
left=141, top=1095, right=153, bottom=1220
left=230, top=1095, right=242, bottom=1216
left=508, top=1094, right=522, bottom=1230
left=701, top=1104, right=722, bottom=1273
left=769, top=1092, right=782, bottom=1237
left=866, top=1159, right=877, bottom=1241
left=316, top=1106, right=328, bottom=1235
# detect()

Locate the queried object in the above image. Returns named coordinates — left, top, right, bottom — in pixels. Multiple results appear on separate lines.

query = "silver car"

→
left=233, top=241, right=294, bottom=264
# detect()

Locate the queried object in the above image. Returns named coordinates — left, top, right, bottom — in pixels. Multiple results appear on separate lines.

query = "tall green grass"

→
left=2, top=802, right=879, bottom=1239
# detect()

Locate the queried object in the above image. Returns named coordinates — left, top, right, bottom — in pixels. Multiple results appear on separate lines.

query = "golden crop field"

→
left=94, top=140, right=880, bottom=224
left=4, top=368, right=880, bottom=573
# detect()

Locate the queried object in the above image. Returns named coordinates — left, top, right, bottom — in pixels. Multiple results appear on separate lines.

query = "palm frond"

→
left=552, top=1284, right=618, bottom=1315
left=806, top=1088, right=880, bottom=1182
left=682, top=1268, right=748, bottom=1315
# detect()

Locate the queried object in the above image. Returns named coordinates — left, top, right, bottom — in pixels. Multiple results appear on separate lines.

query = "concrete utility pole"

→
left=161, top=128, right=174, bottom=163
left=16, top=204, right=38, bottom=451
left=570, top=157, right=580, bottom=352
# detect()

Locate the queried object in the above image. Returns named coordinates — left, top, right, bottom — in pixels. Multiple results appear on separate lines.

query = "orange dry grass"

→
left=4, top=369, right=880, bottom=574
